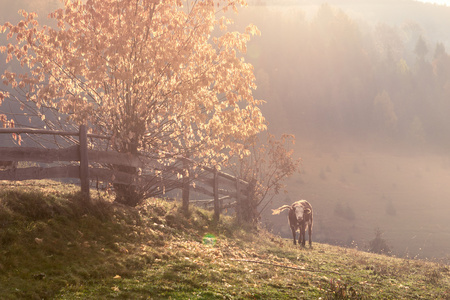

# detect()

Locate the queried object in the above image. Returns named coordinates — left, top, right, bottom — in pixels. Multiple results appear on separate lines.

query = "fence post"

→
left=182, top=158, right=190, bottom=216
left=244, top=179, right=257, bottom=225
left=236, top=177, right=242, bottom=223
left=213, top=166, right=220, bottom=221
left=79, top=125, right=91, bottom=203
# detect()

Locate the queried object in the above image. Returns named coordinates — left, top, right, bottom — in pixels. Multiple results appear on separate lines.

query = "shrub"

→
left=368, top=228, right=391, bottom=255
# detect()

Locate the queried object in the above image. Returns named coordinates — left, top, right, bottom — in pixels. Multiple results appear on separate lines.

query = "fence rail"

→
left=0, top=126, right=252, bottom=220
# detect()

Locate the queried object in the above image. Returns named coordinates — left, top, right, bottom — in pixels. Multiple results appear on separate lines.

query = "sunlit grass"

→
left=0, top=181, right=449, bottom=299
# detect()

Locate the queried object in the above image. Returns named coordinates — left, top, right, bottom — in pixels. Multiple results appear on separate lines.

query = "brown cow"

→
left=272, top=200, right=313, bottom=247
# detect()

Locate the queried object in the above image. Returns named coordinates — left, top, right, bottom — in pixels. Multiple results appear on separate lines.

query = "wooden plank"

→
left=0, top=146, right=79, bottom=162
left=91, top=168, right=173, bottom=186
left=201, top=165, right=248, bottom=186
left=0, top=128, right=79, bottom=136
left=180, top=157, right=248, bottom=186
left=0, top=166, right=79, bottom=181
left=192, top=175, right=214, bottom=188
left=0, top=127, right=109, bottom=140
left=0, top=147, right=162, bottom=170
left=87, top=150, right=163, bottom=169
left=191, top=184, right=214, bottom=198
left=88, top=150, right=142, bottom=168
left=190, top=197, right=235, bottom=211
left=218, top=188, right=236, bottom=198
left=90, top=168, right=138, bottom=185
left=217, top=177, right=249, bottom=195
left=191, top=195, right=231, bottom=204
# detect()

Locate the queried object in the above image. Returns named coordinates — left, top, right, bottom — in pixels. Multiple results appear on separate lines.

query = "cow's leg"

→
left=291, top=225, right=297, bottom=245
left=300, top=224, right=306, bottom=247
left=308, top=223, right=312, bottom=247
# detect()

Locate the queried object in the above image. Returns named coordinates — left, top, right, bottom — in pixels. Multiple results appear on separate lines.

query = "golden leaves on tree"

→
left=0, top=0, right=265, bottom=163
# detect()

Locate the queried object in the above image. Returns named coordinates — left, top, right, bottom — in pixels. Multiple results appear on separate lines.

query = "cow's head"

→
left=295, top=206, right=311, bottom=226
left=294, top=206, right=306, bottom=225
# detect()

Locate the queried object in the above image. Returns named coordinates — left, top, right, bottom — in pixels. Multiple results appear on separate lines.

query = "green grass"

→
left=0, top=181, right=449, bottom=299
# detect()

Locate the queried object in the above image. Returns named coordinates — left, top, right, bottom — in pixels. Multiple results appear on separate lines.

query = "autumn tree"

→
left=0, top=0, right=266, bottom=205
left=232, top=132, right=301, bottom=226
left=415, top=35, right=429, bottom=61
left=373, top=90, right=398, bottom=135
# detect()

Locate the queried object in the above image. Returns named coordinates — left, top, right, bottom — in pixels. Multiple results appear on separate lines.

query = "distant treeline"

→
left=236, top=2, right=450, bottom=149
left=2, top=1, right=450, bottom=150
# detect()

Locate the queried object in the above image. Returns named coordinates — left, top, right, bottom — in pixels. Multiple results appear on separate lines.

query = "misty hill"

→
left=233, top=1, right=450, bottom=260
left=234, top=1, right=450, bottom=151
left=264, top=141, right=450, bottom=262
left=249, top=0, right=450, bottom=40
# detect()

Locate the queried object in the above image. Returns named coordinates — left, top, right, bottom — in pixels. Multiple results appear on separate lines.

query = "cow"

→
left=272, top=200, right=313, bottom=247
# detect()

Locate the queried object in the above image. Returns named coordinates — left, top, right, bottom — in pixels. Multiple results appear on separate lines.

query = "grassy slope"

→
left=0, top=181, right=449, bottom=299
left=265, top=140, right=450, bottom=262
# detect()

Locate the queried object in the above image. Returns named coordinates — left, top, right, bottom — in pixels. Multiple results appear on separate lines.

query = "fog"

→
left=2, top=0, right=450, bottom=260
left=238, top=0, right=450, bottom=261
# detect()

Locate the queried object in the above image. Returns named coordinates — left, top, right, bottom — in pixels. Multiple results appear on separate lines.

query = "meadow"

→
left=0, top=180, right=449, bottom=299
left=266, top=140, right=450, bottom=262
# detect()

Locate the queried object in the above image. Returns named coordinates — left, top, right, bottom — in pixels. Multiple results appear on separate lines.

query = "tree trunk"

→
left=182, top=158, right=190, bottom=216
left=113, top=140, right=141, bottom=206
left=239, top=179, right=258, bottom=226
left=114, top=179, right=140, bottom=206
left=79, top=125, right=91, bottom=204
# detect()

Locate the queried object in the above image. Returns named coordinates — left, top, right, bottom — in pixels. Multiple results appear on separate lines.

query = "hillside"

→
left=263, top=140, right=450, bottom=262
left=227, top=0, right=450, bottom=263
left=0, top=181, right=449, bottom=299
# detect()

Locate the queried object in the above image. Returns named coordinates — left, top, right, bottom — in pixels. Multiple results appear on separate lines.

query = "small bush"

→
left=368, top=228, right=391, bottom=255
left=424, top=267, right=442, bottom=285
left=325, top=278, right=365, bottom=299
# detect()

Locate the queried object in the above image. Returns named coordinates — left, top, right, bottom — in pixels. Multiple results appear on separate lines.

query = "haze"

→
left=417, top=0, right=450, bottom=5
left=1, top=0, right=450, bottom=261
left=235, top=0, right=450, bottom=261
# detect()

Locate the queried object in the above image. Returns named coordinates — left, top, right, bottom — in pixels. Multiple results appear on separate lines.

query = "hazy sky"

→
left=416, top=0, right=450, bottom=5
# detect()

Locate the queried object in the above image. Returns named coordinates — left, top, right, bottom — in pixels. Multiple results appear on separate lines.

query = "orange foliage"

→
left=0, top=0, right=265, bottom=162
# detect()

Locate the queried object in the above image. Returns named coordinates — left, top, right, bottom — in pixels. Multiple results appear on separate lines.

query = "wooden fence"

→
left=0, top=126, right=252, bottom=220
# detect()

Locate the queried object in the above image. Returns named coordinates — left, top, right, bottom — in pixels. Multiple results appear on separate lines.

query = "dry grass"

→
left=0, top=181, right=449, bottom=299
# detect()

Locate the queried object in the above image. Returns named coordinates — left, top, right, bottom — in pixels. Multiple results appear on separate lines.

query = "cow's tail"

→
left=272, top=205, right=292, bottom=215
